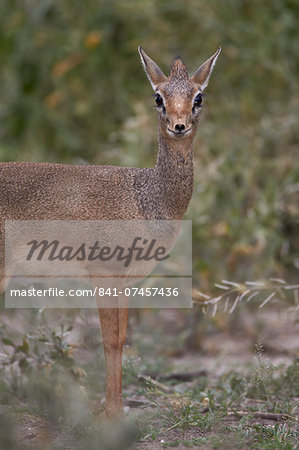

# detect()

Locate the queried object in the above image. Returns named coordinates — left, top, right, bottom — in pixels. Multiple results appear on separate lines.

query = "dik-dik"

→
left=0, top=46, right=220, bottom=417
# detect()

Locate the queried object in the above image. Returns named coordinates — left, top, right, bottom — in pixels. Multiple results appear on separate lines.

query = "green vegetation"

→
left=0, top=1, right=298, bottom=448
left=0, top=314, right=298, bottom=448
left=134, top=356, right=298, bottom=448
left=0, top=0, right=298, bottom=287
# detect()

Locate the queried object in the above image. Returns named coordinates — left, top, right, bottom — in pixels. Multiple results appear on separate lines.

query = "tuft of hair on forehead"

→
left=169, top=56, right=189, bottom=80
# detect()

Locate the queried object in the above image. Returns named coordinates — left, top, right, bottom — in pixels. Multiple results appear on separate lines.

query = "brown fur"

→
left=0, top=47, right=220, bottom=416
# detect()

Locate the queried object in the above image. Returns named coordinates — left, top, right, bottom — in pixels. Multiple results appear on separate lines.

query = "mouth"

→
left=167, top=128, right=192, bottom=138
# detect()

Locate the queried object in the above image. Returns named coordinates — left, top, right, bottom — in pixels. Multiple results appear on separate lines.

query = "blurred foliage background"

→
left=0, top=0, right=298, bottom=288
left=0, top=1, right=298, bottom=447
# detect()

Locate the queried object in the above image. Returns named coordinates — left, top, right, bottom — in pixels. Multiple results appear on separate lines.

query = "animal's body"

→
left=0, top=46, right=220, bottom=416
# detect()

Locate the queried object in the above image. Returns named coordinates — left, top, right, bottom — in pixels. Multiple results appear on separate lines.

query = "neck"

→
left=153, top=127, right=194, bottom=219
left=135, top=126, right=195, bottom=220
left=156, top=127, right=194, bottom=169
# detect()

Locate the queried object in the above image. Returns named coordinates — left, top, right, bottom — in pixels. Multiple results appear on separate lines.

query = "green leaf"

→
left=2, top=338, right=16, bottom=347
left=22, top=338, right=29, bottom=354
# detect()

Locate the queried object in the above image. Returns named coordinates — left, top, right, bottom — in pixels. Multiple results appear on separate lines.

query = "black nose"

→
left=175, top=123, right=185, bottom=132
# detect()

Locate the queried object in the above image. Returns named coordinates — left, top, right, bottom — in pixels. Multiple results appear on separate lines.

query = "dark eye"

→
left=155, top=94, right=164, bottom=107
left=194, top=93, right=202, bottom=107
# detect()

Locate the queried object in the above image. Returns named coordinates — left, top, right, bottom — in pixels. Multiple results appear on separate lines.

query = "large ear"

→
left=138, top=46, right=167, bottom=91
left=191, top=47, right=221, bottom=91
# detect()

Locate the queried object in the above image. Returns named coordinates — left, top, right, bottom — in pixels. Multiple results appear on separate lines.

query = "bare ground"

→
left=1, top=306, right=298, bottom=449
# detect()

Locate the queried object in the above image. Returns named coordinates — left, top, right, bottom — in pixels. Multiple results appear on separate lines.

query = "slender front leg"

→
left=98, top=299, right=128, bottom=418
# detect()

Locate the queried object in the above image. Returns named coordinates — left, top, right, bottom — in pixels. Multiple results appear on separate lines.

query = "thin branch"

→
left=259, top=292, right=275, bottom=309
left=192, top=278, right=299, bottom=314
left=227, top=410, right=296, bottom=422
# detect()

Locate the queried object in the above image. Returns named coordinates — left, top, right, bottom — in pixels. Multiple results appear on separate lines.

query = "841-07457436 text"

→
left=97, top=287, right=179, bottom=297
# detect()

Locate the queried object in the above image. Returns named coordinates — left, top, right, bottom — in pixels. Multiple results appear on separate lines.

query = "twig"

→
left=159, top=369, right=207, bottom=382
left=138, top=374, right=174, bottom=394
left=227, top=410, right=296, bottom=421
left=229, top=295, right=240, bottom=314
left=123, top=398, right=150, bottom=408
left=259, top=292, right=275, bottom=308
left=192, top=278, right=299, bottom=313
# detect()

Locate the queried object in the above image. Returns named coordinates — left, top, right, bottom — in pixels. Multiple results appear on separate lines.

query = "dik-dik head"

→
left=138, top=46, right=220, bottom=141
